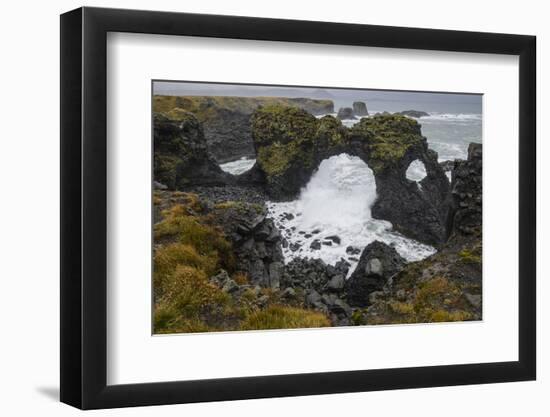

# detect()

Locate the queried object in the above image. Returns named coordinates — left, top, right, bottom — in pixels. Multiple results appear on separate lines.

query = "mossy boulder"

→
left=153, top=111, right=231, bottom=189
left=345, top=241, right=407, bottom=307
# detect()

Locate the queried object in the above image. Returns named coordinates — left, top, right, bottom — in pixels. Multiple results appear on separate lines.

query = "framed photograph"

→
left=60, top=6, right=536, bottom=409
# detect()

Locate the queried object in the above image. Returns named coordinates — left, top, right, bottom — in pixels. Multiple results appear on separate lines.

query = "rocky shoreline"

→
left=152, top=97, right=482, bottom=333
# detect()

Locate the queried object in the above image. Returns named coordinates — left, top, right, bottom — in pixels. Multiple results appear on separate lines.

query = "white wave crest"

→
left=267, top=154, right=436, bottom=274
left=219, top=157, right=256, bottom=175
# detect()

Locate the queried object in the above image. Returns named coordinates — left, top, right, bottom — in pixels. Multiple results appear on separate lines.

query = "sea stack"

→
left=353, top=101, right=369, bottom=116
left=337, top=107, right=356, bottom=120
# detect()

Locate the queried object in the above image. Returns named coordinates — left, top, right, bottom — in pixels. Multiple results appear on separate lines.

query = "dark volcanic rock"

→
left=346, top=241, right=406, bottom=307
left=439, top=160, right=456, bottom=172
left=448, top=143, right=482, bottom=238
left=185, top=185, right=267, bottom=205
left=310, top=240, right=321, bottom=250
left=396, top=110, right=430, bottom=118
left=337, top=107, right=356, bottom=120
left=355, top=117, right=451, bottom=245
left=251, top=108, right=451, bottom=244
left=214, top=203, right=284, bottom=288
left=202, top=108, right=256, bottom=163
left=346, top=246, right=361, bottom=255
left=439, top=160, right=457, bottom=179
left=154, top=96, right=334, bottom=162
left=282, top=258, right=334, bottom=293
left=153, top=112, right=231, bottom=189
left=325, top=235, right=341, bottom=244
left=353, top=101, right=369, bottom=116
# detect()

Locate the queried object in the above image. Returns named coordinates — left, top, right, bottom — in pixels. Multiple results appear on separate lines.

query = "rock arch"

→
left=249, top=106, right=451, bottom=245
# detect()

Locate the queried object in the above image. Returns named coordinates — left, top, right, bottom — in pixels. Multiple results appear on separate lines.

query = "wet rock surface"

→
left=396, top=110, right=430, bottom=118
left=353, top=101, right=369, bottom=116
left=153, top=112, right=232, bottom=189
left=337, top=107, right=356, bottom=120
left=215, top=204, right=285, bottom=288
left=448, top=143, right=482, bottom=238
left=346, top=241, right=406, bottom=307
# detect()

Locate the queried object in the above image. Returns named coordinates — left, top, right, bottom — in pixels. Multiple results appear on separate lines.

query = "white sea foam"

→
left=266, top=154, right=436, bottom=274
left=406, top=159, right=427, bottom=183
left=421, top=112, right=482, bottom=121
left=219, top=157, right=256, bottom=175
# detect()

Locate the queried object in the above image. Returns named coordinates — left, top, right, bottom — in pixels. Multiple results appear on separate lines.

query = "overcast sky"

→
left=153, top=81, right=482, bottom=113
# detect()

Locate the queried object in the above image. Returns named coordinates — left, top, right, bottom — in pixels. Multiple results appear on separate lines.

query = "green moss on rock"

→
left=153, top=95, right=334, bottom=119
left=316, top=115, right=348, bottom=146
left=251, top=105, right=318, bottom=146
left=351, top=114, right=425, bottom=173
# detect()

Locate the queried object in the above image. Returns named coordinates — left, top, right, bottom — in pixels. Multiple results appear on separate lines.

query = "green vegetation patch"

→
left=351, top=114, right=424, bottom=173
left=251, top=104, right=318, bottom=147
left=153, top=95, right=333, bottom=121
left=316, top=115, right=348, bottom=146
left=458, top=246, right=482, bottom=264
left=240, top=305, right=331, bottom=330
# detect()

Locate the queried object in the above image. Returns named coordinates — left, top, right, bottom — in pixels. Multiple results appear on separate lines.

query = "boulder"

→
left=222, top=279, right=240, bottom=294
left=396, top=110, right=430, bottom=118
left=310, top=240, right=321, bottom=250
left=153, top=181, right=168, bottom=190
left=282, top=258, right=335, bottom=293
left=353, top=101, right=369, bottom=116
left=325, top=235, right=341, bottom=245
left=346, top=241, right=406, bottom=307
left=327, top=274, right=345, bottom=291
left=337, top=107, right=356, bottom=120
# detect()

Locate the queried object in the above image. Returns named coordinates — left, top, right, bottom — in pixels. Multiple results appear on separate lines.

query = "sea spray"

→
left=266, top=154, right=436, bottom=272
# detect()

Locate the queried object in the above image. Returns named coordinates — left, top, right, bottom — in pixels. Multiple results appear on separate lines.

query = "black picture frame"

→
left=60, top=6, right=536, bottom=410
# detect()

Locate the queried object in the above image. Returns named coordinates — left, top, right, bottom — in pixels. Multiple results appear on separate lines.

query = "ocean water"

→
left=218, top=91, right=482, bottom=269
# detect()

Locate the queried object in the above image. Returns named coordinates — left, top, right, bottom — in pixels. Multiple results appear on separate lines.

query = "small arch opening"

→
left=219, top=157, right=257, bottom=175
left=406, top=159, right=427, bottom=183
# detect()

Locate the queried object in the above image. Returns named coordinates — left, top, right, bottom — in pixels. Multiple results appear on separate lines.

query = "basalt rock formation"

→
left=337, top=107, right=356, bottom=120
left=396, top=110, right=430, bottom=118
left=153, top=111, right=231, bottom=189
left=448, top=143, right=482, bottom=239
left=153, top=95, right=334, bottom=162
left=214, top=202, right=285, bottom=288
left=345, top=241, right=406, bottom=307
left=352, top=144, right=483, bottom=324
left=353, top=101, right=369, bottom=116
left=250, top=105, right=451, bottom=245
